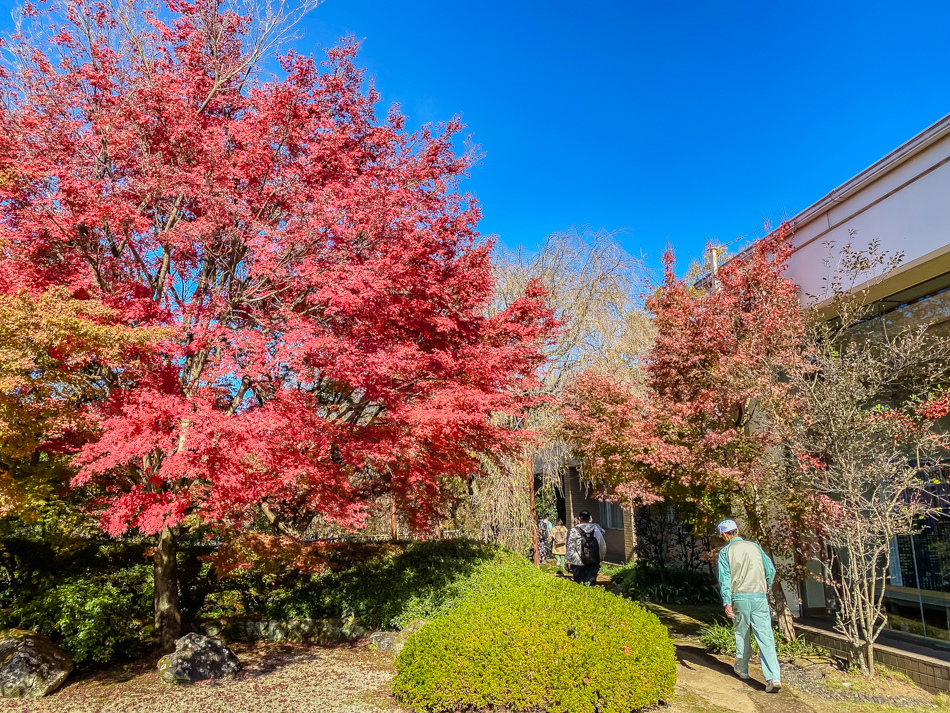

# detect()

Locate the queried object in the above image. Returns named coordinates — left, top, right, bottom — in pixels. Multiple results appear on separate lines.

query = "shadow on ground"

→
left=642, top=603, right=728, bottom=639
left=673, top=643, right=817, bottom=713
left=233, top=641, right=365, bottom=681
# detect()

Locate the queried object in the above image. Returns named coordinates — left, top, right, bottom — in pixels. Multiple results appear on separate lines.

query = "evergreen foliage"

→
left=393, top=552, right=676, bottom=713
left=611, top=562, right=719, bottom=605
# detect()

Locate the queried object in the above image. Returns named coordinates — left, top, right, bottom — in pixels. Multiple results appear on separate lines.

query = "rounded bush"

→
left=393, top=566, right=676, bottom=713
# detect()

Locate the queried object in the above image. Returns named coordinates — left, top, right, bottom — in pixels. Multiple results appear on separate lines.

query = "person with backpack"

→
left=550, top=518, right=569, bottom=570
left=566, top=510, right=606, bottom=585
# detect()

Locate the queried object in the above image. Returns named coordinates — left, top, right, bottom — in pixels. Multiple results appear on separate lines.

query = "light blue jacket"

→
left=717, top=536, right=775, bottom=605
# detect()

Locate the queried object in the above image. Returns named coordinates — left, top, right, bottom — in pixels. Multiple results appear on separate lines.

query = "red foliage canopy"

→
left=0, top=0, right=555, bottom=537
left=559, top=228, right=802, bottom=509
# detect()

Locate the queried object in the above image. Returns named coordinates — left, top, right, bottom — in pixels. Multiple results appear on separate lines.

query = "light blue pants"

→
left=733, top=594, right=781, bottom=683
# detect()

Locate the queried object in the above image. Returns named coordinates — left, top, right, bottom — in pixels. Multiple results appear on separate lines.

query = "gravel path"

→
left=0, top=641, right=406, bottom=713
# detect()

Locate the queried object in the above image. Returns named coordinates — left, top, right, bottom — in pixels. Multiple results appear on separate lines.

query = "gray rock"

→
left=370, top=631, right=398, bottom=652
left=0, top=629, right=73, bottom=698
left=199, top=620, right=225, bottom=638
left=340, top=616, right=365, bottom=640
left=196, top=617, right=365, bottom=644
left=158, top=633, right=241, bottom=684
left=266, top=620, right=283, bottom=642
left=392, top=619, right=428, bottom=657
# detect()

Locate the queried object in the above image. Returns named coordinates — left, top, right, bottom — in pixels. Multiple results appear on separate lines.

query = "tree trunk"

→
left=853, top=640, right=873, bottom=676
left=154, top=526, right=181, bottom=653
left=528, top=460, right=539, bottom=565
left=390, top=495, right=398, bottom=541
left=771, top=577, right=796, bottom=640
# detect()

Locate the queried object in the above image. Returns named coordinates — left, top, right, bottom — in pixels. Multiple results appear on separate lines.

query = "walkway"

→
left=672, top=643, right=816, bottom=713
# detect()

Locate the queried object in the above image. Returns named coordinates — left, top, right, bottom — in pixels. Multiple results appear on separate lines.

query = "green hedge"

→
left=393, top=553, right=676, bottom=713
left=5, top=574, right=151, bottom=666
left=202, top=538, right=504, bottom=630
left=0, top=536, right=155, bottom=668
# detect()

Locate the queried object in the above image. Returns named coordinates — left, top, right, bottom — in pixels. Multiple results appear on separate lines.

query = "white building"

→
left=780, top=111, right=950, bottom=643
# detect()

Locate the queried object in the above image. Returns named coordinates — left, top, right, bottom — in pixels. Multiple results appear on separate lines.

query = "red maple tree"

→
left=0, top=0, right=555, bottom=647
left=559, top=227, right=810, bottom=631
left=560, top=228, right=801, bottom=502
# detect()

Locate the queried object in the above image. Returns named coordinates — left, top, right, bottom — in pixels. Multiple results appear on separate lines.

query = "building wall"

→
left=562, top=467, right=631, bottom=564
left=783, top=114, right=950, bottom=306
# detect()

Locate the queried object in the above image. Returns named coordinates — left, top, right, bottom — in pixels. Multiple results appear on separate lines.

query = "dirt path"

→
left=671, top=644, right=818, bottom=713
left=635, top=604, right=819, bottom=713
left=0, top=641, right=405, bottom=713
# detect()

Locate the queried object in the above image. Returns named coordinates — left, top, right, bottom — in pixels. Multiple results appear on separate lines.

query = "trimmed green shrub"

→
left=2, top=569, right=152, bottom=666
left=700, top=622, right=828, bottom=660
left=611, top=562, right=719, bottom=605
left=203, top=538, right=505, bottom=630
left=393, top=554, right=677, bottom=713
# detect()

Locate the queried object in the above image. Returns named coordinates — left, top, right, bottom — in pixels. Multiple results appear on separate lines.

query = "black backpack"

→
left=579, top=527, right=600, bottom=566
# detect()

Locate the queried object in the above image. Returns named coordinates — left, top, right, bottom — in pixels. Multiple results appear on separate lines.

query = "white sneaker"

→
left=733, top=664, right=750, bottom=680
left=766, top=680, right=782, bottom=693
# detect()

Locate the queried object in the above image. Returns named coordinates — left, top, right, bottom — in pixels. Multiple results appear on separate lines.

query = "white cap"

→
left=717, top=519, right=738, bottom=535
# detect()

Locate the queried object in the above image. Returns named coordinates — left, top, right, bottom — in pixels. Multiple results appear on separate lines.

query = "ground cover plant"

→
left=611, top=562, right=719, bottom=605
left=392, top=552, right=676, bottom=713
left=201, top=538, right=507, bottom=630
left=699, top=622, right=828, bottom=660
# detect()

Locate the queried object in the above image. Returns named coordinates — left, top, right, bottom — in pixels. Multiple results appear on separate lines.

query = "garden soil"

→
left=0, top=641, right=405, bottom=713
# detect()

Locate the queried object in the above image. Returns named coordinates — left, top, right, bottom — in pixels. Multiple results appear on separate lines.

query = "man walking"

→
left=566, top=510, right=606, bottom=586
left=716, top=518, right=782, bottom=693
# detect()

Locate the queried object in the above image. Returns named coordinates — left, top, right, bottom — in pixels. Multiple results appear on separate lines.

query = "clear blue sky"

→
left=4, top=0, right=950, bottom=271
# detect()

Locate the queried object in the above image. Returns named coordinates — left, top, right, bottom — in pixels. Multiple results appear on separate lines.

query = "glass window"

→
left=598, top=500, right=624, bottom=530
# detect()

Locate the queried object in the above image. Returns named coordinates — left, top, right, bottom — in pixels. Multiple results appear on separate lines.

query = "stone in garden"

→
left=157, top=633, right=241, bottom=684
left=391, top=619, right=428, bottom=657
left=196, top=616, right=365, bottom=644
left=339, top=616, right=366, bottom=641
left=0, top=629, right=73, bottom=698
left=370, top=631, right=398, bottom=652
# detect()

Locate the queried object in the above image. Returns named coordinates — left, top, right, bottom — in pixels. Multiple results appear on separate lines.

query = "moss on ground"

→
left=641, top=602, right=728, bottom=639
left=671, top=689, right=740, bottom=713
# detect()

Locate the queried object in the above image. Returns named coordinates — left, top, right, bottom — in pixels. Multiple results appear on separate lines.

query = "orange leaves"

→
left=203, top=532, right=332, bottom=579
left=0, top=288, right=163, bottom=457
